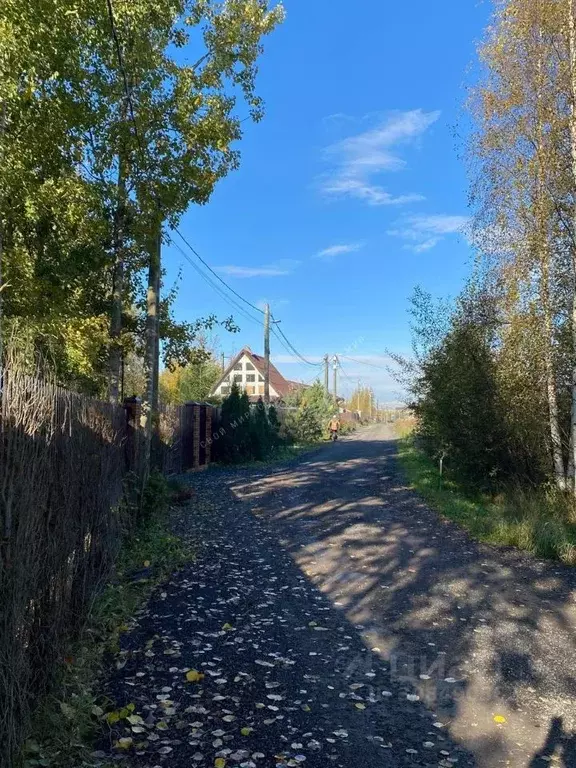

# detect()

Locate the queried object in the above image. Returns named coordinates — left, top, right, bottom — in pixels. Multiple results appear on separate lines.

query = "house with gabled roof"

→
left=209, top=346, right=305, bottom=403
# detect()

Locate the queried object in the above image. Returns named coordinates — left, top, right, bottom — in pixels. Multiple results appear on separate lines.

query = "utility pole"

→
left=264, top=302, right=270, bottom=404
left=356, top=379, right=361, bottom=413
left=324, top=354, right=329, bottom=394
left=221, top=352, right=225, bottom=372
left=332, top=355, right=338, bottom=403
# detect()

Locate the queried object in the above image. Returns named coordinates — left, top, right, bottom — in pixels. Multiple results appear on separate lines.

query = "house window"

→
left=221, top=386, right=230, bottom=395
left=258, top=375, right=264, bottom=382
left=245, top=362, right=255, bottom=370
left=246, top=385, right=256, bottom=395
left=258, top=385, right=264, bottom=394
left=234, top=363, right=243, bottom=370
left=246, top=374, right=255, bottom=382
left=234, top=374, right=243, bottom=383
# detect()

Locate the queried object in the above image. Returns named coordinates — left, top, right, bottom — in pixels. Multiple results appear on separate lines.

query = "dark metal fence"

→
left=0, top=369, right=213, bottom=768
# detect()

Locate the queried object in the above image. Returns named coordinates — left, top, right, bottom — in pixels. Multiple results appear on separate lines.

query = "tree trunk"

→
left=108, top=153, right=127, bottom=403
left=140, top=222, right=161, bottom=482
left=0, top=102, right=6, bottom=368
left=542, top=262, right=566, bottom=488
left=567, top=0, right=576, bottom=492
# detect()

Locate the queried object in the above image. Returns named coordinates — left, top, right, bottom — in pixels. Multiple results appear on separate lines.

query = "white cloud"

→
left=315, top=242, right=364, bottom=260
left=217, top=259, right=300, bottom=279
left=320, top=109, right=440, bottom=206
left=387, top=213, right=470, bottom=253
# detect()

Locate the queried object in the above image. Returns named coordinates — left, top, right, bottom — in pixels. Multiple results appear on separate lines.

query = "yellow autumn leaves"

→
left=185, top=669, right=205, bottom=683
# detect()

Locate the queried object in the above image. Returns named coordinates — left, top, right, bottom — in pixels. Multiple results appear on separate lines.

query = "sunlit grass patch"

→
left=397, top=437, right=576, bottom=565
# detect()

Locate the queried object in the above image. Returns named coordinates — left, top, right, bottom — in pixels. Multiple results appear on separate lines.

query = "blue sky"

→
left=164, top=0, right=491, bottom=403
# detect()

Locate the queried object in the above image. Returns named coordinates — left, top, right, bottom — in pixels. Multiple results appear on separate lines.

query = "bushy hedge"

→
left=283, top=381, right=335, bottom=444
left=212, top=384, right=282, bottom=464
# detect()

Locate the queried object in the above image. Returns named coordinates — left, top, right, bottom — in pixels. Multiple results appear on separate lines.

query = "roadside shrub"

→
left=140, top=470, right=170, bottom=522
left=213, top=386, right=282, bottom=463
left=283, top=382, right=334, bottom=444
left=399, top=436, right=576, bottom=565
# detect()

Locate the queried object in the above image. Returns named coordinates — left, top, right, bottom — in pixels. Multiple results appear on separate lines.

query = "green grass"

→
left=210, top=441, right=325, bottom=470
left=23, top=474, right=195, bottom=768
left=397, top=437, right=576, bottom=566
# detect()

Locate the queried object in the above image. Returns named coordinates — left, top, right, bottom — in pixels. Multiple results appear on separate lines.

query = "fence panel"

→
left=0, top=368, right=130, bottom=768
left=0, top=373, right=215, bottom=767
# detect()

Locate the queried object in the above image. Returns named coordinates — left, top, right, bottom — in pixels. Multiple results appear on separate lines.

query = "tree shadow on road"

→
left=528, top=717, right=576, bottom=766
left=223, top=430, right=576, bottom=765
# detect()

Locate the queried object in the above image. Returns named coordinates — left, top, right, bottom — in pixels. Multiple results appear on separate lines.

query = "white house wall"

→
left=213, top=354, right=278, bottom=398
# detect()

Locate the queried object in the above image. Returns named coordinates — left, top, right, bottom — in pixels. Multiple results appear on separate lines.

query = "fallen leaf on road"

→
left=114, top=737, right=133, bottom=750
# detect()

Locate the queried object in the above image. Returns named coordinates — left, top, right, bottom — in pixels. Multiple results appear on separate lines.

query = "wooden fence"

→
left=0, top=368, right=213, bottom=768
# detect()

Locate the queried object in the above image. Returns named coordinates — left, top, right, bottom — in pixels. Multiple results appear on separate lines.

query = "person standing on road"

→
left=329, top=415, right=341, bottom=440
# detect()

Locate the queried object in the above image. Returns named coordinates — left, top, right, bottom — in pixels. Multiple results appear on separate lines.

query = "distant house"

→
left=210, top=346, right=305, bottom=403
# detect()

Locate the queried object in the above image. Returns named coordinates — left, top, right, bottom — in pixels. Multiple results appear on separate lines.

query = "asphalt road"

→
left=104, top=424, right=576, bottom=768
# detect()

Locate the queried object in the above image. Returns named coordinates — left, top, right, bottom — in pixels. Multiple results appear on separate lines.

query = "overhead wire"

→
left=337, top=360, right=356, bottom=397
left=269, top=326, right=303, bottom=361
left=168, top=238, right=263, bottom=328
left=172, top=229, right=265, bottom=316
left=270, top=319, right=322, bottom=368
left=106, top=0, right=317, bottom=366
left=339, top=354, right=389, bottom=371
left=106, top=0, right=263, bottom=323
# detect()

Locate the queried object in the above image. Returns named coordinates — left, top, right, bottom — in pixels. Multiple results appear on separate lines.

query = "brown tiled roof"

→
left=210, top=347, right=304, bottom=400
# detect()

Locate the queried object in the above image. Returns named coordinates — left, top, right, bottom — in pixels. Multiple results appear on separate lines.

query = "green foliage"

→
left=159, top=353, right=223, bottom=404
left=416, top=320, right=511, bottom=488
left=0, top=0, right=284, bottom=393
left=22, top=473, right=195, bottom=768
left=213, top=386, right=282, bottom=463
left=249, top=398, right=272, bottom=460
left=393, top=285, right=546, bottom=491
left=214, top=382, right=250, bottom=462
left=138, top=469, right=171, bottom=522
left=267, top=404, right=281, bottom=442
left=398, top=436, right=576, bottom=566
left=346, top=385, right=374, bottom=421
left=284, top=381, right=334, bottom=445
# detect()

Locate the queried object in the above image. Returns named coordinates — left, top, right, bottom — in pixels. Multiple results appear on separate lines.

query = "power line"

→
left=271, top=319, right=322, bottom=368
left=269, top=326, right=321, bottom=372
left=106, top=1, right=313, bottom=363
left=340, top=355, right=389, bottom=371
left=269, top=326, right=304, bottom=361
left=337, top=362, right=356, bottom=393
left=169, top=238, right=263, bottom=328
left=106, top=0, right=264, bottom=324
left=172, top=228, right=265, bottom=317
